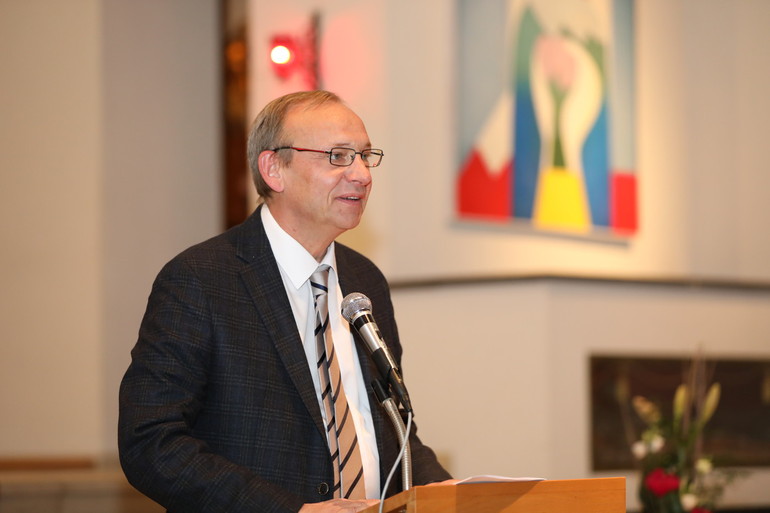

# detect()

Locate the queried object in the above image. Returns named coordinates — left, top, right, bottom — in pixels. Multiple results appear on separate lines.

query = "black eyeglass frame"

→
left=271, top=146, right=384, bottom=167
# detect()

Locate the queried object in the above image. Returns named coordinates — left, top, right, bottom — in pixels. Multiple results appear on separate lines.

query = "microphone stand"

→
left=371, top=380, right=412, bottom=492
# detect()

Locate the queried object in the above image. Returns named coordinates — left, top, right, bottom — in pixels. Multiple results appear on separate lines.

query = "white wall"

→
left=100, top=0, right=222, bottom=457
left=1, top=0, right=104, bottom=457
left=682, top=1, right=770, bottom=279
left=0, top=0, right=221, bottom=458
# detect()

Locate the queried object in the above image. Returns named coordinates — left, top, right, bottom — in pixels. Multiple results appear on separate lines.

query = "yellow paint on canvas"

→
left=533, top=166, right=590, bottom=232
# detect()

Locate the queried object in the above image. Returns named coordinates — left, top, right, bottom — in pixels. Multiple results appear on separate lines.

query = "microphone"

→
left=341, top=292, right=413, bottom=413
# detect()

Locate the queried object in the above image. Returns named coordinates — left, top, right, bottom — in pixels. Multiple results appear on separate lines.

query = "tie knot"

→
left=310, top=264, right=331, bottom=297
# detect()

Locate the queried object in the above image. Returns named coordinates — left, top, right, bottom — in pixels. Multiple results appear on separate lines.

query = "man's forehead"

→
left=284, top=102, right=367, bottom=139
left=287, top=100, right=348, bottom=119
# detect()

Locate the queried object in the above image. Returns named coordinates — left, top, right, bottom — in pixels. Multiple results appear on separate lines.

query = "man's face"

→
left=272, top=102, right=374, bottom=252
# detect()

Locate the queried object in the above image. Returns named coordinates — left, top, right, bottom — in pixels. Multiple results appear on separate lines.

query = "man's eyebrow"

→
left=329, top=142, right=373, bottom=149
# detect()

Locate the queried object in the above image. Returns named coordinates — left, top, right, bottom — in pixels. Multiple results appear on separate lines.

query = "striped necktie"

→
left=310, top=265, right=365, bottom=499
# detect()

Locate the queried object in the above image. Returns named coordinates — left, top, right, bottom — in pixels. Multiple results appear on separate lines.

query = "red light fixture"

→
left=269, top=35, right=298, bottom=80
left=268, top=12, right=320, bottom=89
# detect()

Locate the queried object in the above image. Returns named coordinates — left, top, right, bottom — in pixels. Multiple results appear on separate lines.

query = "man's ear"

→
left=258, top=150, right=285, bottom=193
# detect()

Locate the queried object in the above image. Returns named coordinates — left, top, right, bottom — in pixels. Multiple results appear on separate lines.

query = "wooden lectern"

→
left=363, top=477, right=626, bottom=513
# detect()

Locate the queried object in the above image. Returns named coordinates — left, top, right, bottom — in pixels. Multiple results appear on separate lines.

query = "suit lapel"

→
left=235, top=207, right=327, bottom=440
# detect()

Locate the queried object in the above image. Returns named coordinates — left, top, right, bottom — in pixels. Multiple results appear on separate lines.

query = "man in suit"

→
left=118, top=90, right=451, bottom=513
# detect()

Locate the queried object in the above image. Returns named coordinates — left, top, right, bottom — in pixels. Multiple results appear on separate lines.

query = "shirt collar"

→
left=260, top=204, right=337, bottom=290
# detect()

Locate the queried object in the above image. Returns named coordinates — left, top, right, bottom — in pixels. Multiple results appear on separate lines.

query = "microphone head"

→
left=341, top=292, right=372, bottom=322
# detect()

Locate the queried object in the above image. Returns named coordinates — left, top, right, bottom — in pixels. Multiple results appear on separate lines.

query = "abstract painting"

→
left=456, top=0, right=637, bottom=238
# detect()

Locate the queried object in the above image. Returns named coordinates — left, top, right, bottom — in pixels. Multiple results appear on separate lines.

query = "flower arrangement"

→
left=627, top=356, right=740, bottom=513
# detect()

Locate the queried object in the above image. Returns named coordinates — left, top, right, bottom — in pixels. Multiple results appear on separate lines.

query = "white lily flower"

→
left=650, top=434, right=665, bottom=453
left=696, top=458, right=713, bottom=474
left=681, top=493, right=699, bottom=510
left=632, top=441, right=647, bottom=459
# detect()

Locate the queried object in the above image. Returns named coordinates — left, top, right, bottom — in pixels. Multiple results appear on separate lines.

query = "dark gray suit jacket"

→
left=118, top=206, right=450, bottom=513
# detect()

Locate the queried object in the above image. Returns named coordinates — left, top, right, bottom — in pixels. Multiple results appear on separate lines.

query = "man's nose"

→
left=346, top=156, right=372, bottom=184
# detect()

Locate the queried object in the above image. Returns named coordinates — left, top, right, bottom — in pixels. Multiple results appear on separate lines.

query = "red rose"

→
left=644, top=468, right=680, bottom=497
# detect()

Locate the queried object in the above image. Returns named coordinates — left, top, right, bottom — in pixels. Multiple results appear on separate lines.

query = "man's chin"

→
left=333, top=214, right=366, bottom=235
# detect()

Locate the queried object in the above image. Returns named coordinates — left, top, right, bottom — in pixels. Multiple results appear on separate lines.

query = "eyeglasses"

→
left=272, top=146, right=384, bottom=167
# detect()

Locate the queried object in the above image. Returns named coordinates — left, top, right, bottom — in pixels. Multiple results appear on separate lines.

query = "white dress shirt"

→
left=260, top=205, right=381, bottom=499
